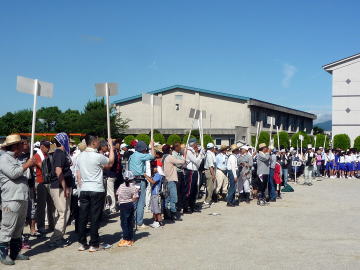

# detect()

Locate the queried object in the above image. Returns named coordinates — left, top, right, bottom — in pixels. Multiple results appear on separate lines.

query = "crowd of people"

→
left=0, top=132, right=359, bottom=265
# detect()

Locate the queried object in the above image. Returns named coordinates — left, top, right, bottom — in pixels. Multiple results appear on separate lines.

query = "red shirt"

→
left=34, top=151, right=47, bottom=183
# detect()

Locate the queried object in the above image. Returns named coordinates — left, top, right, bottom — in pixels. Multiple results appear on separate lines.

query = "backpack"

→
left=41, top=154, right=56, bottom=184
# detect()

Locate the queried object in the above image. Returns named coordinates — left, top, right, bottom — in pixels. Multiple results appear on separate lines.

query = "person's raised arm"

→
left=107, top=138, right=115, bottom=167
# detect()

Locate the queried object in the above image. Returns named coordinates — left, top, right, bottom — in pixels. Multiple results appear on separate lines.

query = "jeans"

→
left=135, top=180, right=147, bottom=226
left=176, top=172, right=184, bottom=211
left=282, top=168, right=288, bottom=186
left=226, top=171, right=236, bottom=205
left=119, top=202, right=135, bottom=241
left=78, top=191, right=105, bottom=247
left=268, top=168, right=277, bottom=200
left=165, top=181, right=178, bottom=213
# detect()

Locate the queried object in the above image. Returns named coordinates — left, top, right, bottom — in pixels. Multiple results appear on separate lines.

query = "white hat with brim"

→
left=230, top=144, right=239, bottom=152
left=240, top=145, right=249, bottom=151
left=1, top=134, right=23, bottom=147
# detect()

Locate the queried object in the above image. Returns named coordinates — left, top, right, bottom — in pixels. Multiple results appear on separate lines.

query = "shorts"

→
left=150, top=195, right=161, bottom=214
left=339, top=163, right=346, bottom=171
left=325, top=163, right=333, bottom=170
left=346, top=163, right=354, bottom=172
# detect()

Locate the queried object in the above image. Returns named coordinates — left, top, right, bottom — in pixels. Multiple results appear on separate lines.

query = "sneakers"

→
left=48, top=238, right=71, bottom=248
left=137, top=224, right=148, bottom=230
left=15, top=254, right=29, bottom=260
left=89, top=243, right=112, bottom=252
left=203, top=201, right=210, bottom=207
left=0, top=245, right=15, bottom=266
left=78, top=244, right=89, bottom=251
left=149, top=221, right=161, bottom=228
left=118, top=240, right=132, bottom=247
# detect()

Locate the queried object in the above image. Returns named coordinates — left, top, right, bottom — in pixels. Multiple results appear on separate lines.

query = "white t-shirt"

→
left=77, top=147, right=109, bottom=192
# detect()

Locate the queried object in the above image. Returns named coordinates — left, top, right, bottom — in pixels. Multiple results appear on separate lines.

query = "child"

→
left=144, top=165, right=164, bottom=228
left=117, top=170, right=139, bottom=247
left=273, top=156, right=282, bottom=199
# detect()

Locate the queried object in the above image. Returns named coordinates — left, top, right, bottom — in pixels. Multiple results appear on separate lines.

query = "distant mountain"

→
left=314, top=120, right=332, bottom=131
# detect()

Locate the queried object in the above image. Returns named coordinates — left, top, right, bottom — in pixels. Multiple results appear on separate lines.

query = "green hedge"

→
left=333, top=134, right=351, bottom=150
left=136, top=134, right=150, bottom=145
left=123, top=135, right=135, bottom=146
left=354, top=136, right=360, bottom=151
left=273, top=131, right=289, bottom=149
left=153, top=133, right=165, bottom=144
left=167, top=134, right=182, bottom=145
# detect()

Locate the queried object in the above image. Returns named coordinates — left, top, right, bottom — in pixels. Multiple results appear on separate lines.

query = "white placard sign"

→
left=17, top=76, right=53, bottom=98
left=95, top=82, right=118, bottom=97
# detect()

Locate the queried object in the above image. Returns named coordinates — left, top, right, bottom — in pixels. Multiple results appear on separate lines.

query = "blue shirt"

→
left=128, top=151, right=154, bottom=176
left=216, top=153, right=228, bottom=170
left=151, top=173, right=162, bottom=195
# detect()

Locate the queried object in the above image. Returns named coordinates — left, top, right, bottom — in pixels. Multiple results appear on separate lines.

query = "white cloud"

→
left=148, top=60, right=158, bottom=71
left=314, top=112, right=332, bottom=124
left=282, top=63, right=297, bottom=88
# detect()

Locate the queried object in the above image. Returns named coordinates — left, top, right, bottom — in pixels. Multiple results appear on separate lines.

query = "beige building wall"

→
left=117, top=90, right=250, bottom=131
left=331, top=59, right=360, bottom=144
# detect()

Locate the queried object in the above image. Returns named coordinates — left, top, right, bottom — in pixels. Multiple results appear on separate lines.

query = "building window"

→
left=175, top=104, right=180, bottom=111
left=230, top=138, right=235, bottom=145
left=215, top=138, right=221, bottom=145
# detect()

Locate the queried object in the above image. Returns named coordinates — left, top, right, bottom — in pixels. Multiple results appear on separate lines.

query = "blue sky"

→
left=0, top=0, right=359, bottom=123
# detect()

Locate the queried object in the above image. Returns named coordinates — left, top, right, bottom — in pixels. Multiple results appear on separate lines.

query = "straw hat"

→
left=258, top=143, right=267, bottom=149
left=220, top=145, right=229, bottom=151
left=230, top=144, right=239, bottom=152
left=48, top=143, right=57, bottom=154
left=1, top=134, right=23, bottom=147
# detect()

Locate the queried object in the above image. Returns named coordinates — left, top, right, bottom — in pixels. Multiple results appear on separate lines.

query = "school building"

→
left=113, top=85, right=316, bottom=146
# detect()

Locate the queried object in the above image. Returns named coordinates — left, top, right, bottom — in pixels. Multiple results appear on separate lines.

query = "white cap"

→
left=207, top=143, right=215, bottom=149
left=280, top=149, right=286, bottom=152
left=120, top=143, right=128, bottom=149
left=34, top=141, right=40, bottom=148
left=307, top=144, right=312, bottom=149
left=240, top=145, right=249, bottom=150
left=123, top=170, right=134, bottom=180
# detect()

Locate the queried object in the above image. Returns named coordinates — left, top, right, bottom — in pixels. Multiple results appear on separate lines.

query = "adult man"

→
left=279, top=149, right=289, bottom=186
left=49, top=132, right=73, bottom=248
left=128, top=140, right=155, bottom=229
left=172, top=143, right=185, bottom=211
left=203, top=143, right=216, bottom=206
left=303, top=146, right=315, bottom=186
left=77, top=135, right=114, bottom=252
left=183, top=138, right=205, bottom=213
left=226, top=144, right=239, bottom=207
left=162, top=144, right=186, bottom=221
left=0, top=134, right=35, bottom=265
left=33, top=141, right=55, bottom=235
left=256, top=143, right=270, bottom=206
left=215, top=145, right=229, bottom=200
left=268, top=149, right=278, bottom=202
left=237, top=145, right=251, bottom=204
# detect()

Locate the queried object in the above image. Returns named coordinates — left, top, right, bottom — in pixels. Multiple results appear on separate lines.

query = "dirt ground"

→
left=10, top=177, right=360, bottom=270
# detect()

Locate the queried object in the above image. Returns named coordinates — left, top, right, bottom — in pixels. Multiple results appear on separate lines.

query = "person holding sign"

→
left=256, top=143, right=271, bottom=206
left=0, top=134, right=35, bottom=265
left=303, top=146, right=315, bottom=186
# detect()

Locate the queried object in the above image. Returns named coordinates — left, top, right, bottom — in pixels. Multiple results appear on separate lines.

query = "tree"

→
left=354, top=136, right=360, bottom=151
left=313, top=126, right=324, bottom=135
left=167, top=134, right=182, bottom=145
left=153, top=133, right=165, bottom=144
left=37, top=106, right=62, bottom=132
left=0, top=110, right=34, bottom=134
left=202, top=134, right=214, bottom=146
left=258, top=131, right=270, bottom=147
left=313, top=134, right=330, bottom=149
left=333, top=134, right=351, bottom=150
left=136, top=134, right=150, bottom=145
left=291, top=131, right=311, bottom=148
left=57, top=109, right=81, bottom=133
left=273, top=131, right=290, bottom=149
left=123, top=135, right=135, bottom=145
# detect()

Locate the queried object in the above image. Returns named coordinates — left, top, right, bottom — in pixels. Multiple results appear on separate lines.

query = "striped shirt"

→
left=116, top=182, right=139, bottom=204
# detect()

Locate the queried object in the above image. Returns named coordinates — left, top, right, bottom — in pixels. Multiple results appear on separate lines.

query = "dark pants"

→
left=78, top=191, right=105, bottom=247
left=183, top=170, right=199, bottom=210
left=258, top=174, right=269, bottom=200
left=176, top=171, right=184, bottom=211
left=119, top=202, right=135, bottom=241
left=226, top=171, right=236, bottom=205
left=268, top=169, right=276, bottom=200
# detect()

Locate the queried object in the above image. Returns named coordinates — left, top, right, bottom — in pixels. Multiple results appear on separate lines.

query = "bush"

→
left=136, top=134, right=150, bottom=145
left=182, top=134, right=197, bottom=145
left=167, top=134, right=182, bottom=145
left=291, top=131, right=311, bottom=149
left=153, top=133, right=165, bottom=144
left=202, top=134, right=214, bottom=147
left=333, top=134, right=351, bottom=150
left=354, top=136, right=360, bottom=151
left=123, top=135, right=135, bottom=145
left=314, top=134, right=330, bottom=149
left=258, top=131, right=270, bottom=147
left=273, top=131, right=290, bottom=149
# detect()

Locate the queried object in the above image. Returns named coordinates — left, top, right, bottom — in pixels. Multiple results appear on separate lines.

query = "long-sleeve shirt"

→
left=204, top=150, right=216, bottom=170
left=0, top=151, right=29, bottom=202
left=163, top=155, right=186, bottom=182
left=227, top=154, right=238, bottom=178
left=257, top=151, right=270, bottom=175
left=185, top=147, right=204, bottom=171
left=116, top=182, right=139, bottom=204
left=172, top=151, right=184, bottom=172
left=128, top=151, right=155, bottom=176
left=270, top=154, right=277, bottom=169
